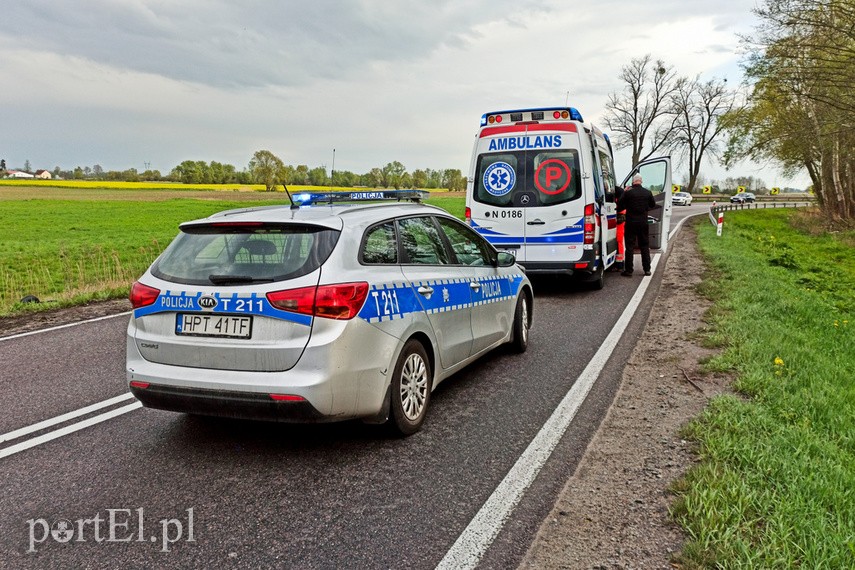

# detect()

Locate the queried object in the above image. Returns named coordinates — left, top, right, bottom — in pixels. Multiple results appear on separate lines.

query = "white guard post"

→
left=716, top=211, right=724, bottom=236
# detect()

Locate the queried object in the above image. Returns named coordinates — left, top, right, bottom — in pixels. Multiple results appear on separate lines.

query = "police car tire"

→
left=510, top=294, right=530, bottom=353
left=389, top=340, right=432, bottom=436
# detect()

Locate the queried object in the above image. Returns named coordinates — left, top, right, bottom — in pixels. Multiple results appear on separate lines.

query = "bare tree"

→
left=672, top=77, right=736, bottom=193
left=604, top=55, right=680, bottom=166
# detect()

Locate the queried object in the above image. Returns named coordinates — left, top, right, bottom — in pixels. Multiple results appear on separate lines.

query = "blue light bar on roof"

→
left=293, top=189, right=429, bottom=206
left=480, top=107, right=584, bottom=126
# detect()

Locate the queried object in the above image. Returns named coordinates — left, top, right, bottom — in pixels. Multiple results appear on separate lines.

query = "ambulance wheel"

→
left=510, top=294, right=530, bottom=353
left=589, top=265, right=605, bottom=290
left=388, top=340, right=432, bottom=436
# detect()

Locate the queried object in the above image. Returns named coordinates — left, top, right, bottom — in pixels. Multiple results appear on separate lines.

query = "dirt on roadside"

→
left=0, top=298, right=132, bottom=337
left=519, top=219, right=732, bottom=569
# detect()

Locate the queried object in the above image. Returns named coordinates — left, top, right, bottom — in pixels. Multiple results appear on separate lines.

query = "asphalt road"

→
left=0, top=204, right=708, bottom=569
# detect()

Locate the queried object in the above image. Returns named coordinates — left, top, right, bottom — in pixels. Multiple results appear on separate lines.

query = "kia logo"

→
left=198, top=295, right=218, bottom=310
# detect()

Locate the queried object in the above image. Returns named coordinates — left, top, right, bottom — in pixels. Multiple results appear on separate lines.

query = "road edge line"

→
left=0, top=311, right=132, bottom=342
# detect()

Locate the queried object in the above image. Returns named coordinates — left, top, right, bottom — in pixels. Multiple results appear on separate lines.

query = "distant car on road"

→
left=672, top=191, right=693, bottom=206
left=126, top=190, right=533, bottom=436
left=730, top=192, right=756, bottom=204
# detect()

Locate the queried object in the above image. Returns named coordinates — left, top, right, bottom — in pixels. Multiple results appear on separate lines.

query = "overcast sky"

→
left=0, top=0, right=809, bottom=188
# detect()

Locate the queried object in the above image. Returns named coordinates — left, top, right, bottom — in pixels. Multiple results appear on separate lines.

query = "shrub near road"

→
left=676, top=209, right=855, bottom=567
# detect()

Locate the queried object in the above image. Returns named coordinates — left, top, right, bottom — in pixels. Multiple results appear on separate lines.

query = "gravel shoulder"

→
left=519, top=219, right=733, bottom=569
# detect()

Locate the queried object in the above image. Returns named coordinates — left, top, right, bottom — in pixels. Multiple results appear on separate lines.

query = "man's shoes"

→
left=621, top=271, right=633, bottom=277
left=644, top=270, right=652, bottom=276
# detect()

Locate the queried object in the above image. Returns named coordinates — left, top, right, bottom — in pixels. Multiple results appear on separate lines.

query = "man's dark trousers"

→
left=623, top=219, right=651, bottom=274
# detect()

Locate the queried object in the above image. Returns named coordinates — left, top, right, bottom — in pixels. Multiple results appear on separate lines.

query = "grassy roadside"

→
left=0, top=191, right=465, bottom=316
left=674, top=209, right=855, bottom=567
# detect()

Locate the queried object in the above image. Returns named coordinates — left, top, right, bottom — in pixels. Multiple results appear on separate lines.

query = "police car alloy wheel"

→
left=390, top=340, right=432, bottom=436
left=510, top=294, right=530, bottom=353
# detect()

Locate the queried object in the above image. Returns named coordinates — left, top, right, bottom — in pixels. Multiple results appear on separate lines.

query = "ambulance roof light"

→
left=480, top=107, right=583, bottom=126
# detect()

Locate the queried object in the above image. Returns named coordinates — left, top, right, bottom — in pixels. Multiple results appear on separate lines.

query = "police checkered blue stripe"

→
left=359, top=274, right=525, bottom=323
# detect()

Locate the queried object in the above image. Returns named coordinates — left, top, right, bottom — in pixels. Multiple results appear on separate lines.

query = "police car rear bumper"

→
left=130, top=383, right=328, bottom=422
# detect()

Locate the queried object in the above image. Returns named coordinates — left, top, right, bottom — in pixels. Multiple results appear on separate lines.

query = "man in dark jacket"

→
left=617, top=173, right=656, bottom=276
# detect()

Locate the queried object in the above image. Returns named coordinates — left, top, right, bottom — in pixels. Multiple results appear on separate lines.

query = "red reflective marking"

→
left=269, top=394, right=306, bottom=402
left=129, top=381, right=150, bottom=389
left=479, top=123, right=578, bottom=138
left=534, top=159, right=572, bottom=195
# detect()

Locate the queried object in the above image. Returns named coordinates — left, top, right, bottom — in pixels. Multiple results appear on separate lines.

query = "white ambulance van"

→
left=465, top=107, right=672, bottom=288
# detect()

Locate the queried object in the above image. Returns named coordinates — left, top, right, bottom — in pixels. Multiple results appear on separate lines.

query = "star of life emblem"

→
left=483, top=162, right=516, bottom=196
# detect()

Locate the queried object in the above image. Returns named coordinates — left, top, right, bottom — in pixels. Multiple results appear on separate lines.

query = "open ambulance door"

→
left=620, top=156, right=672, bottom=251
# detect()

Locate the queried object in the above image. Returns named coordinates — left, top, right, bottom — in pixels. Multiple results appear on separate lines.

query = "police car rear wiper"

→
left=208, top=274, right=274, bottom=285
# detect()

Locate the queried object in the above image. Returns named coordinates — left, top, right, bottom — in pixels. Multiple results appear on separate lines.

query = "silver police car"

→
left=127, top=191, right=533, bottom=435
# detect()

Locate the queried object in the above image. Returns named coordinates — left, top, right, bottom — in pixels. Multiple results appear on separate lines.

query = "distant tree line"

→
left=3, top=153, right=468, bottom=192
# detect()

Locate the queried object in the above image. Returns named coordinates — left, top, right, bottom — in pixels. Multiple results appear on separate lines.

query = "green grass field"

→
left=674, top=209, right=855, bottom=568
left=0, top=186, right=464, bottom=315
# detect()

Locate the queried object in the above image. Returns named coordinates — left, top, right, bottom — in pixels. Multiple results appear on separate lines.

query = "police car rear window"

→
left=475, top=149, right=582, bottom=207
left=151, top=224, right=340, bottom=285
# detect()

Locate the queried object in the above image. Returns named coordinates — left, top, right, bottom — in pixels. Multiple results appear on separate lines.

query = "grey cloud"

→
left=3, top=0, right=550, bottom=88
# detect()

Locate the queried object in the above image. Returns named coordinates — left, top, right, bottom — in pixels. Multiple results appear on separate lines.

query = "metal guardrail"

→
left=708, top=201, right=815, bottom=226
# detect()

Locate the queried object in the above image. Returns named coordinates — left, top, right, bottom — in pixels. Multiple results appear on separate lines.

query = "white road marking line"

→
left=0, top=311, right=132, bottom=342
left=0, top=393, right=135, bottom=444
left=437, top=254, right=662, bottom=570
left=0, top=402, right=142, bottom=460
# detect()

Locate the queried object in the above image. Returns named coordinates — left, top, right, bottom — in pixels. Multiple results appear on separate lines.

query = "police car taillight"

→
left=267, top=282, right=369, bottom=320
left=584, top=204, right=596, bottom=244
left=465, top=207, right=471, bottom=222
left=130, top=281, right=160, bottom=309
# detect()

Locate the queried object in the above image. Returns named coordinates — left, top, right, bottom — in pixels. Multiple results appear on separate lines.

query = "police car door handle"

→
left=469, top=282, right=481, bottom=291
left=527, top=219, right=545, bottom=225
left=417, top=286, right=434, bottom=296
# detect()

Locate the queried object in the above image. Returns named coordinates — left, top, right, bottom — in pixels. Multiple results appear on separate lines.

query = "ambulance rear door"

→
left=468, top=123, right=587, bottom=272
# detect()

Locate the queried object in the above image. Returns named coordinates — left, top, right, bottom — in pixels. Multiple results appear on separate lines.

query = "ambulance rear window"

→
left=474, top=150, right=581, bottom=207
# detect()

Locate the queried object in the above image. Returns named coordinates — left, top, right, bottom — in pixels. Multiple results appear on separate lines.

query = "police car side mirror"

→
left=496, top=251, right=516, bottom=267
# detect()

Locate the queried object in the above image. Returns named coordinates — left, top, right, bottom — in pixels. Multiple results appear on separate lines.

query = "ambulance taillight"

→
left=584, top=204, right=596, bottom=244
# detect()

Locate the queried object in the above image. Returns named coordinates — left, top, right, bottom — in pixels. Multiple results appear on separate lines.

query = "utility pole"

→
left=331, top=148, right=336, bottom=186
